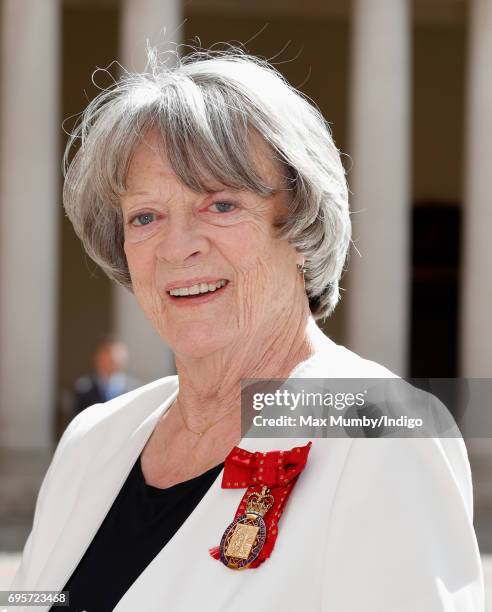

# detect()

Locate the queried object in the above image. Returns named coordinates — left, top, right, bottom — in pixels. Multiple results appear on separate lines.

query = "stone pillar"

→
left=0, top=0, right=60, bottom=452
left=461, top=0, right=492, bottom=379
left=0, top=0, right=60, bottom=550
left=347, top=0, right=411, bottom=376
left=460, top=0, right=492, bottom=551
left=116, top=0, right=181, bottom=382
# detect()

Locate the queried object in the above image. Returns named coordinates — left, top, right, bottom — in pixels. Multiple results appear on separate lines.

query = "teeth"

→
left=169, top=279, right=227, bottom=297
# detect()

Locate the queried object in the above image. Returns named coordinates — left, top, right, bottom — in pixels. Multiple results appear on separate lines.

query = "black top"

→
left=50, top=456, right=225, bottom=612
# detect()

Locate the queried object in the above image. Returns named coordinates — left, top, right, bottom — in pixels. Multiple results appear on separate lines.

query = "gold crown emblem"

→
left=245, top=486, right=274, bottom=517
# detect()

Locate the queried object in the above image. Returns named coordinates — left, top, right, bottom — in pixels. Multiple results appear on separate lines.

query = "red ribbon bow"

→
left=209, top=441, right=312, bottom=569
left=221, top=444, right=311, bottom=489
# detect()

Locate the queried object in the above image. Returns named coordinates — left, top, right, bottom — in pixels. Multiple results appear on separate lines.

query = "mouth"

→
left=166, top=279, right=229, bottom=302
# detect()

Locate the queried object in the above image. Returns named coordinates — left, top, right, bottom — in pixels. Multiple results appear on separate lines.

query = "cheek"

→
left=227, top=229, right=276, bottom=288
left=124, top=243, right=160, bottom=313
left=124, top=241, right=155, bottom=285
left=233, top=223, right=293, bottom=280
left=230, top=234, right=296, bottom=322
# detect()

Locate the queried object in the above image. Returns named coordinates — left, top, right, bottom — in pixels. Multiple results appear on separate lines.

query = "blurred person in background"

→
left=73, top=336, right=141, bottom=415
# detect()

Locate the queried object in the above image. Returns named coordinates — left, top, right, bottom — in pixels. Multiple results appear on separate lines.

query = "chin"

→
left=167, top=322, right=232, bottom=359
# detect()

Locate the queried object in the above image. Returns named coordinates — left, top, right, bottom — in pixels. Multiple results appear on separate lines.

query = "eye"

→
left=208, top=201, right=237, bottom=214
left=129, top=212, right=156, bottom=226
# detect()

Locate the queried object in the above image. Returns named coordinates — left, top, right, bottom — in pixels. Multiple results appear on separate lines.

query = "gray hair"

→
left=63, top=47, right=351, bottom=320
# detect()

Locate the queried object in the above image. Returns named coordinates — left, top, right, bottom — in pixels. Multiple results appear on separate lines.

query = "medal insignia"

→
left=209, top=441, right=312, bottom=570
left=219, top=485, right=274, bottom=569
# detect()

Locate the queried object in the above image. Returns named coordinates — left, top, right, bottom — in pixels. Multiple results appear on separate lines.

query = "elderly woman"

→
left=8, top=49, right=483, bottom=612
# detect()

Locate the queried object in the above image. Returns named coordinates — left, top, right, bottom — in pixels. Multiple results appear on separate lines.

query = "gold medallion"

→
left=219, top=486, right=274, bottom=570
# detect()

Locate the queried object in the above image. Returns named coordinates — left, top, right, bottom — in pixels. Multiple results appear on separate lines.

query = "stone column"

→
left=0, top=0, right=60, bottom=549
left=461, top=0, right=492, bottom=379
left=116, top=0, right=181, bottom=382
left=347, top=0, right=411, bottom=376
left=460, top=0, right=492, bottom=550
left=0, top=0, right=60, bottom=452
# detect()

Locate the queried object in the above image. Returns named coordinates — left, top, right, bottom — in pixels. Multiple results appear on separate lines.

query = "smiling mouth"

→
left=167, top=279, right=228, bottom=298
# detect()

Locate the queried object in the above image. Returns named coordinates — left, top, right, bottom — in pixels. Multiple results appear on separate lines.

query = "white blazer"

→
left=5, top=324, right=484, bottom=611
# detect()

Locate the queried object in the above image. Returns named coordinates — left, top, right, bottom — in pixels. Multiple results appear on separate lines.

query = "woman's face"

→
left=121, top=129, right=304, bottom=359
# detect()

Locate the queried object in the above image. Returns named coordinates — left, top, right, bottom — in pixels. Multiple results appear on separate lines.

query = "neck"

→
left=173, top=300, right=319, bottom=438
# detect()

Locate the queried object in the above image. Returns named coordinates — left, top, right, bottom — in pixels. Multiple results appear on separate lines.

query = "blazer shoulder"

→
left=58, top=374, right=179, bottom=452
left=343, top=435, right=474, bottom=519
left=321, top=435, right=483, bottom=610
left=331, top=343, right=399, bottom=378
left=307, top=326, right=399, bottom=379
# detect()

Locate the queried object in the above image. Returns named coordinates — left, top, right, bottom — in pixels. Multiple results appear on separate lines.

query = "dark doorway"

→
left=410, top=204, right=461, bottom=377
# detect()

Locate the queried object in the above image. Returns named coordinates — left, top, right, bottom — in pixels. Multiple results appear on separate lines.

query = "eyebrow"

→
left=121, top=185, right=280, bottom=204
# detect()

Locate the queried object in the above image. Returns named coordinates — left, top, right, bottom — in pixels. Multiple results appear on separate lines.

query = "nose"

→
left=154, top=211, right=209, bottom=266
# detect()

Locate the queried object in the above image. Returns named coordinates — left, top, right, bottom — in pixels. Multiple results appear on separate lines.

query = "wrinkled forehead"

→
left=123, top=125, right=287, bottom=198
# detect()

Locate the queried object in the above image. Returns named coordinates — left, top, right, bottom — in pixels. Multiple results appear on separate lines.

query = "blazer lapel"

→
left=113, top=435, right=310, bottom=612
left=31, top=385, right=179, bottom=603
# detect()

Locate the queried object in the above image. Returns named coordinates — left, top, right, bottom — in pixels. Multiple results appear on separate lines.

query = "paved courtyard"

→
left=1, top=553, right=492, bottom=609
left=0, top=554, right=21, bottom=589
